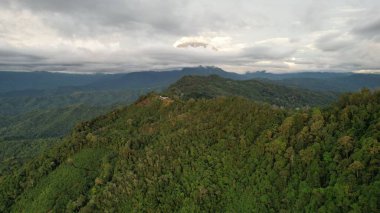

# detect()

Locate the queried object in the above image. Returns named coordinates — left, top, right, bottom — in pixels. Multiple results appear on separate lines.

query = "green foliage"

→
left=0, top=88, right=148, bottom=176
left=0, top=138, right=60, bottom=175
left=0, top=90, right=379, bottom=212
left=11, top=148, right=111, bottom=212
left=166, top=75, right=337, bottom=107
left=0, top=88, right=147, bottom=116
left=0, top=105, right=109, bottom=140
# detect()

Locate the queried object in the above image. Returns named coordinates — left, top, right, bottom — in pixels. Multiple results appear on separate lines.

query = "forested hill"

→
left=1, top=89, right=379, bottom=212
left=166, top=75, right=337, bottom=107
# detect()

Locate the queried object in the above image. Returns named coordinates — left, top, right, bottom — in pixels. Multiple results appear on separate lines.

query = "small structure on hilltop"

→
left=159, top=96, right=169, bottom=100
left=159, top=96, right=173, bottom=106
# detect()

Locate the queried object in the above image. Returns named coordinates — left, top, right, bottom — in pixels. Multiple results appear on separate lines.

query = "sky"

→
left=0, top=0, right=379, bottom=73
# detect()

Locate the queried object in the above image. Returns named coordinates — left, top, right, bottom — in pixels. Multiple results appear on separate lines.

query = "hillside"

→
left=0, top=105, right=111, bottom=176
left=167, top=75, right=337, bottom=107
left=0, top=88, right=147, bottom=116
left=1, top=90, right=379, bottom=212
left=0, top=89, right=149, bottom=175
left=0, top=105, right=110, bottom=140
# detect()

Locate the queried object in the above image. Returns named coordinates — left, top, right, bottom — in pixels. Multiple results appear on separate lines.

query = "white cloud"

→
left=0, top=0, right=379, bottom=73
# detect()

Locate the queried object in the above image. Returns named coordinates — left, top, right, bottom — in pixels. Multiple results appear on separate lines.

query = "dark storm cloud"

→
left=353, top=18, right=380, bottom=41
left=315, top=32, right=352, bottom=52
left=0, top=50, right=45, bottom=61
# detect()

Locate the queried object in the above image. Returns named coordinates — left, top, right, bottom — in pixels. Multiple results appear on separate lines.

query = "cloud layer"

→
left=0, top=0, right=379, bottom=73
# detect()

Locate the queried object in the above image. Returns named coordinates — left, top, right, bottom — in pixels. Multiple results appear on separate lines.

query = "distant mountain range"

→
left=1, top=66, right=379, bottom=93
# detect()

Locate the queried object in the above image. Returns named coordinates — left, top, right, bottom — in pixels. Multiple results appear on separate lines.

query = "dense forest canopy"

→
left=0, top=88, right=378, bottom=212
left=166, top=75, right=337, bottom=107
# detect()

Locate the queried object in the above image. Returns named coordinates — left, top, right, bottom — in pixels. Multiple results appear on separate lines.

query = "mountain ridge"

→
left=1, top=89, right=379, bottom=212
left=2, top=66, right=379, bottom=93
left=166, top=75, right=338, bottom=107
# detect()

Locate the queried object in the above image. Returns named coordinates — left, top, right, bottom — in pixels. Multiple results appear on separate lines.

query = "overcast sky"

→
left=0, top=0, right=379, bottom=73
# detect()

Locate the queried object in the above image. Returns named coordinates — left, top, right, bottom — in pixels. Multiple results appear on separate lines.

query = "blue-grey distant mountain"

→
left=1, top=67, right=379, bottom=94
left=271, top=74, right=380, bottom=92
left=245, top=71, right=380, bottom=92
left=244, top=70, right=352, bottom=80
left=0, top=71, right=105, bottom=92
left=85, top=66, right=243, bottom=90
